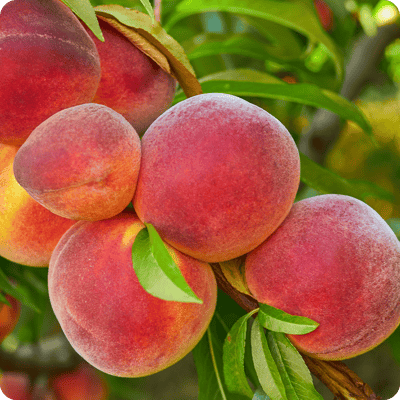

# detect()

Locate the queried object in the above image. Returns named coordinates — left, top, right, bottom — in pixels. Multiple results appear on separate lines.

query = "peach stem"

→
left=154, top=0, right=161, bottom=23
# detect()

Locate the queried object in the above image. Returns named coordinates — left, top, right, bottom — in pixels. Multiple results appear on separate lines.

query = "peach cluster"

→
left=1, top=0, right=400, bottom=385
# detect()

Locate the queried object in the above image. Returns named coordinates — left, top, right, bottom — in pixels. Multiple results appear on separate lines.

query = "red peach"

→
left=133, top=93, right=300, bottom=263
left=245, top=194, right=400, bottom=360
left=0, top=0, right=101, bottom=146
left=48, top=210, right=217, bottom=377
left=50, top=363, right=108, bottom=400
left=85, top=18, right=176, bottom=134
left=0, top=294, right=21, bottom=343
left=13, top=104, right=141, bottom=221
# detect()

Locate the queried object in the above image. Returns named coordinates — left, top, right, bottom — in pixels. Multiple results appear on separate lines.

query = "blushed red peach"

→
left=0, top=0, right=101, bottom=146
left=50, top=363, right=108, bottom=400
left=0, top=372, right=31, bottom=400
left=0, top=145, right=76, bottom=266
left=134, top=93, right=300, bottom=263
left=13, top=104, right=141, bottom=221
left=245, top=194, right=400, bottom=360
left=85, top=18, right=176, bottom=134
left=0, top=294, right=21, bottom=343
left=48, top=210, right=217, bottom=377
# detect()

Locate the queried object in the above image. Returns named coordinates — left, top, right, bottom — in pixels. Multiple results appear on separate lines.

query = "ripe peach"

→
left=50, top=363, right=108, bottom=400
left=0, top=372, right=31, bottom=400
left=13, top=104, right=141, bottom=221
left=85, top=18, right=176, bottom=134
left=0, top=0, right=101, bottom=146
left=133, top=93, right=300, bottom=263
left=245, top=194, right=400, bottom=360
left=0, top=145, right=76, bottom=266
left=48, top=210, right=217, bottom=377
left=314, top=0, right=334, bottom=31
left=0, top=294, right=21, bottom=343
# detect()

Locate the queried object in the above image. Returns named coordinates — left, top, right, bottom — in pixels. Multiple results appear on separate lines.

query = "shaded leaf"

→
left=219, top=255, right=252, bottom=297
left=165, top=0, right=343, bottom=83
left=300, top=153, right=396, bottom=204
left=223, top=310, right=258, bottom=398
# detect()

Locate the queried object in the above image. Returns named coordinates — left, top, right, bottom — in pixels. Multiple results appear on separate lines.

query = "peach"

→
left=13, top=104, right=141, bottom=221
left=245, top=194, right=400, bottom=360
left=0, top=145, right=76, bottom=266
left=314, top=0, right=334, bottom=31
left=0, top=372, right=31, bottom=400
left=48, top=210, right=217, bottom=377
left=0, top=294, right=21, bottom=343
left=50, top=363, right=108, bottom=400
left=85, top=18, right=176, bottom=134
left=0, top=0, right=101, bottom=146
left=133, top=93, right=300, bottom=263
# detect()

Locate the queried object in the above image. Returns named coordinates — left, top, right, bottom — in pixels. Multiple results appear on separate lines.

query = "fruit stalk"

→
left=209, top=262, right=380, bottom=400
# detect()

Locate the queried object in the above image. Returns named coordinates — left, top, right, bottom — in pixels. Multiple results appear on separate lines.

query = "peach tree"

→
left=0, top=0, right=400, bottom=399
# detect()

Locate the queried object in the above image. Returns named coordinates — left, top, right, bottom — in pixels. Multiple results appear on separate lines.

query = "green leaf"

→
left=267, top=332, right=323, bottom=400
left=258, top=303, right=319, bottom=335
left=0, top=267, right=41, bottom=313
left=251, top=317, right=287, bottom=400
left=192, top=314, right=252, bottom=400
left=164, top=0, right=343, bottom=84
left=131, top=225, right=202, bottom=303
left=173, top=76, right=373, bottom=137
left=138, top=0, right=156, bottom=24
left=238, top=17, right=304, bottom=62
left=223, top=310, right=258, bottom=398
left=300, top=153, right=396, bottom=204
left=61, top=0, right=104, bottom=41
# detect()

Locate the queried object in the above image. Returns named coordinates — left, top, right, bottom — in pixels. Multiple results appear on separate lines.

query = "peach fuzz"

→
left=13, top=104, right=141, bottom=221
left=0, top=144, right=76, bottom=267
left=0, top=0, right=101, bottom=146
left=0, top=294, right=21, bottom=343
left=48, top=210, right=217, bottom=377
left=245, top=194, right=400, bottom=360
left=133, top=93, right=300, bottom=263
left=85, top=18, right=176, bottom=134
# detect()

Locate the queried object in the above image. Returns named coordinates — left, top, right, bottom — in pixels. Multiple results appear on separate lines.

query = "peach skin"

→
left=134, top=93, right=300, bottom=263
left=13, top=104, right=141, bottom=221
left=48, top=210, right=217, bottom=377
left=0, top=0, right=101, bottom=146
left=245, top=194, right=400, bottom=360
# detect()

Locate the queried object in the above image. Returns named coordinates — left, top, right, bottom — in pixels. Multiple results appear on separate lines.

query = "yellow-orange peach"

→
left=85, top=18, right=176, bottom=134
left=0, top=0, right=101, bottom=146
left=0, top=145, right=76, bottom=266
left=134, top=93, right=300, bottom=263
left=13, top=104, right=141, bottom=221
left=245, top=194, right=400, bottom=360
left=48, top=210, right=217, bottom=377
